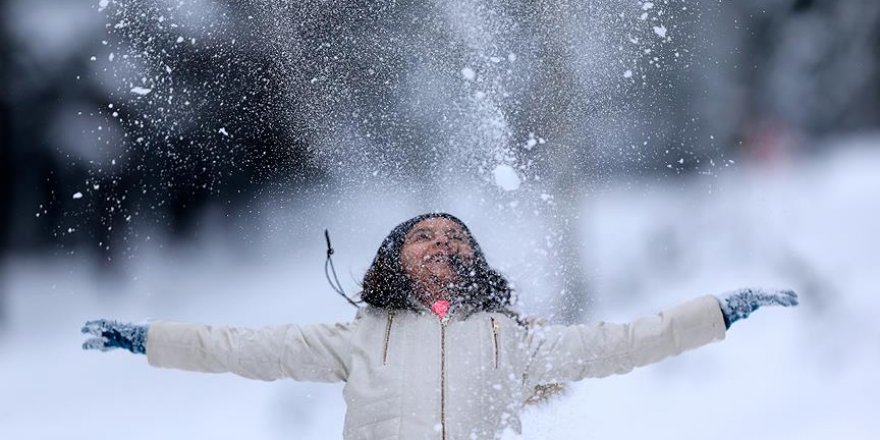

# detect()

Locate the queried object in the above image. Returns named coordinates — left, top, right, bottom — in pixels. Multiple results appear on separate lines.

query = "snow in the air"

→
left=492, top=164, right=521, bottom=191
left=130, top=86, right=151, bottom=95
left=653, top=25, right=667, bottom=38
left=461, top=67, right=476, bottom=81
left=3, top=0, right=877, bottom=438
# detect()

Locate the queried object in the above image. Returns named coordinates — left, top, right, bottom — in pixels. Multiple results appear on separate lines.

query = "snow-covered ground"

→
left=2, top=136, right=879, bottom=439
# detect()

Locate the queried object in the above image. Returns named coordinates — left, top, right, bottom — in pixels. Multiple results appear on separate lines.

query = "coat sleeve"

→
left=524, top=295, right=726, bottom=386
left=145, top=319, right=355, bottom=383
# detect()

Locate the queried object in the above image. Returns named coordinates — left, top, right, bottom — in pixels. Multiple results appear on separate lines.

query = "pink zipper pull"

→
left=431, top=299, right=450, bottom=321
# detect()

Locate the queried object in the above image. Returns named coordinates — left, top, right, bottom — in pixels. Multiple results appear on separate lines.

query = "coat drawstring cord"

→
left=324, top=229, right=361, bottom=308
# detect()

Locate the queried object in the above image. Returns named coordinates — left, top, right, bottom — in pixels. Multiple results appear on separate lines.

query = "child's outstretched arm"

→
left=81, top=317, right=357, bottom=383
left=525, top=288, right=798, bottom=386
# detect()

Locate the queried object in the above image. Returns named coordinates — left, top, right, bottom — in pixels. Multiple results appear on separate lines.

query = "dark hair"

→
left=361, top=212, right=515, bottom=313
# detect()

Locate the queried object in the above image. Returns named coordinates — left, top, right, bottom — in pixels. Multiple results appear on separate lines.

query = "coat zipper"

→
left=439, top=316, right=448, bottom=440
left=438, top=316, right=496, bottom=439
left=490, top=316, right=501, bottom=369
left=382, top=310, right=394, bottom=365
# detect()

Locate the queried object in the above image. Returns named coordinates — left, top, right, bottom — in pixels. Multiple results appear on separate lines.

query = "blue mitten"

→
left=81, top=319, right=148, bottom=354
left=717, top=288, right=798, bottom=329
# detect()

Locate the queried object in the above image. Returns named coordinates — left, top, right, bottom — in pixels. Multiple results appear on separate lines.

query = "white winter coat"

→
left=146, top=295, right=726, bottom=439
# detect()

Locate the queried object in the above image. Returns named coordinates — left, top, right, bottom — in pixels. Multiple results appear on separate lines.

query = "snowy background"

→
left=2, top=0, right=879, bottom=439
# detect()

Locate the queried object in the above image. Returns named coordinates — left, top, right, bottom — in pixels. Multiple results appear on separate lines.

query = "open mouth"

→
left=423, top=253, right=452, bottom=263
left=422, top=253, right=472, bottom=273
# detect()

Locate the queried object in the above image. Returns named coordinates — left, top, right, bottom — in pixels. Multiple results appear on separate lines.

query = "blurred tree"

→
left=724, top=0, right=880, bottom=153
left=1, top=18, right=9, bottom=323
left=1, top=25, right=10, bottom=257
left=1, top=0, right=324, bottom=265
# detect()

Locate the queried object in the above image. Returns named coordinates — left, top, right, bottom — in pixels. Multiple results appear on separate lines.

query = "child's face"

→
left=399, top=217, right=475, bottom=288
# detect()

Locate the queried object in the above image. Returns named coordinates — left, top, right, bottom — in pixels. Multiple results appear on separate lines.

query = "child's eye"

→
left=414, top=231, right=431, bottom=241
left=448, top=231, right=466, bottom=241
